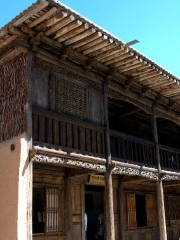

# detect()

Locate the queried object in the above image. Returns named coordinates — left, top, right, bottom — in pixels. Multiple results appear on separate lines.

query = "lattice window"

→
left=33, top=187, right=64, bottom=236
left=46, top=188, right=59, bottom=233
left=54, top=77, right=87, bottom=120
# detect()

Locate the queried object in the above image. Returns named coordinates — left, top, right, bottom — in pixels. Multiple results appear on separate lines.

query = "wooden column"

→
left=103, top=80, right=115, bottom=240
left=27, top=49, right=34, bottom=240
left=119, top=178, right=125, bottom=240
left=152, top=105, right=167, bottom=240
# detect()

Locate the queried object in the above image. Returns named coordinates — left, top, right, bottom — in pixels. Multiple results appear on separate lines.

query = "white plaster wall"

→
left=0, top=134, right=32, bottom=240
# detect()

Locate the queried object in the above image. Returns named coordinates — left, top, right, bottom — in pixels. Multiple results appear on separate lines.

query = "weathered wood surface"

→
left=1, top=0, right=180, bottom=109
left=152, top=106, right=167, bottom=240
left=32, top=107, right=105, bottom=157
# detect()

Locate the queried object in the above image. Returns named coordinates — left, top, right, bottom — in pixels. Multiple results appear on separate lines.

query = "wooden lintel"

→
left=59, top=46, right=72, bottom=60
left=122, top=176, right=150, bottom=184
left=163, top=181, right=180, bottom=187
left=68, top=169, right=96, bottom=178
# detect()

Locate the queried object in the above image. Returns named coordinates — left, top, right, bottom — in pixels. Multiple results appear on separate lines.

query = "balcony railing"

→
left=32, top=107, right=180, bottom=171
left=110, top=130, right=180, bottom=171
left=33, top=107, right=105, bottom=157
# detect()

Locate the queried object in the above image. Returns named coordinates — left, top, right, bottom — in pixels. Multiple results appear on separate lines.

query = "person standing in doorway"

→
left=85, top=212, right=87, bottom=240
left=95, top=206, right=104, bottom=240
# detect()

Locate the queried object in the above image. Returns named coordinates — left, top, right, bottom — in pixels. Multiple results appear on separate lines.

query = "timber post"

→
left=119, top=178, right=125, bottom=240
left=152, top=105, right=167, bottom=240
left=103, top=79, right=115, bottom=240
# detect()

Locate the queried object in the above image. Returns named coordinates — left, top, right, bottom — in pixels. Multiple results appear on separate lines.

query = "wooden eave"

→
left=1, top=0, right=180, bottom=110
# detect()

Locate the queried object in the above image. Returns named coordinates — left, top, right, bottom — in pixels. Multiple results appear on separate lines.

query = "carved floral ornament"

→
left=31, top=153, right=177, bottom=180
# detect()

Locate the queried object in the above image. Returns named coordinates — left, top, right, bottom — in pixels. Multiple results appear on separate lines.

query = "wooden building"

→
left=1, top=1, right=180, bottom=240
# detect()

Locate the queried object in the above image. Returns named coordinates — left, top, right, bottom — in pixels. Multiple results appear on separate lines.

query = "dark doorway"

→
left=135, top=194, right=147, bottom=227
left=85, top=185, right=104, bottom=240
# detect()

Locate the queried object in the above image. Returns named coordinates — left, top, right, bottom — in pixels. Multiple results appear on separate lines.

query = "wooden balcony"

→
left=32, top=107, right=105, bottom=158
left=32, top=108, right=180, bottom=172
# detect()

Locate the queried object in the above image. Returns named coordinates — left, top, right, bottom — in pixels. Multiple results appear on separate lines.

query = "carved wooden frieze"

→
left=32, top=154, right=106, bottom=172
left=0, top=53, right=28, bottom=143
left=32, top=154, right=180, bottom=181
left=112, top=166, right=158, bottom=180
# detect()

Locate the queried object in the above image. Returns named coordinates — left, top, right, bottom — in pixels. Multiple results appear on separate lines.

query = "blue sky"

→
left=1, top=0, right=180, bottom=78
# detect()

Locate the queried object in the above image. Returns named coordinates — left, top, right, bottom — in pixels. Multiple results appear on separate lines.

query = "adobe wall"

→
left=0, top=134, right=32, bottom=240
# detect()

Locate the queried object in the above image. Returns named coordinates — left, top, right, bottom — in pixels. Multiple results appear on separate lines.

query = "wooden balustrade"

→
left=110, top=130, right=157, bottom=167
left=32, top=107, right=105, bottom=157
left=159, top=145, right=180, bottom=171
left=32, top=107, right=180, bottom=171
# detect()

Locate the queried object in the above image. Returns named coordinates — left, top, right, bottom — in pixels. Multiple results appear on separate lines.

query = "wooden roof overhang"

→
left=1, top=0, right=180, bottom=124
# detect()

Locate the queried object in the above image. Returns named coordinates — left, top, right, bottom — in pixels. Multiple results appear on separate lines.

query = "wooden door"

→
left=71, top=183, right=84, bottom=240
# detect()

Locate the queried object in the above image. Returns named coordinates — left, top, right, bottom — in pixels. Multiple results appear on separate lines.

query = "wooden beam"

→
left=30, top=32, right=44, bottom=51
left=45, top=14, right=75, bottom=36
left=122, top=176, right=149, bottom=184
left=72, top=31, right=102, bottom=49
left=36, top=11, right=68, bottom=31
left=95, top=45, right=123, bottom=61
left=68, top=169, right=96, bottom=178
left=13, top=0, right=49, bottom=27
left=105, top=68, right=117, bottom=81
left=139, top=87, right=150, bottom=97
left=82, top=38, right=113, bottom=55
left=64, top=27, right=96, bottom=45
left=0, top=35, right=17, bottom=49
left=124, top=76, right=134, bottom=90
left=54, top=19, right=83, bottom=39
left=84, top=58, right=98, bottom=71
left=89, top=42, right=118, bottom=58
left=163, top=181, right=180, bottom=187
left=8, top=27, right=30, bottom=40
left=77, top=35, right=107, bottom=52
left=101, top=49, right=127, bottom=65
left=59, top=46, right=72, bottom=60
left=57, top=22, right=89, bottom=43
left=28, top=7, right=58, bottom=28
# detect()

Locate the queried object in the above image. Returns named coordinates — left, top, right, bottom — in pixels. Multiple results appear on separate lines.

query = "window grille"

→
left=46, top=188, right=59, bottom=233
left=55, top=77, right=87, bottom=120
